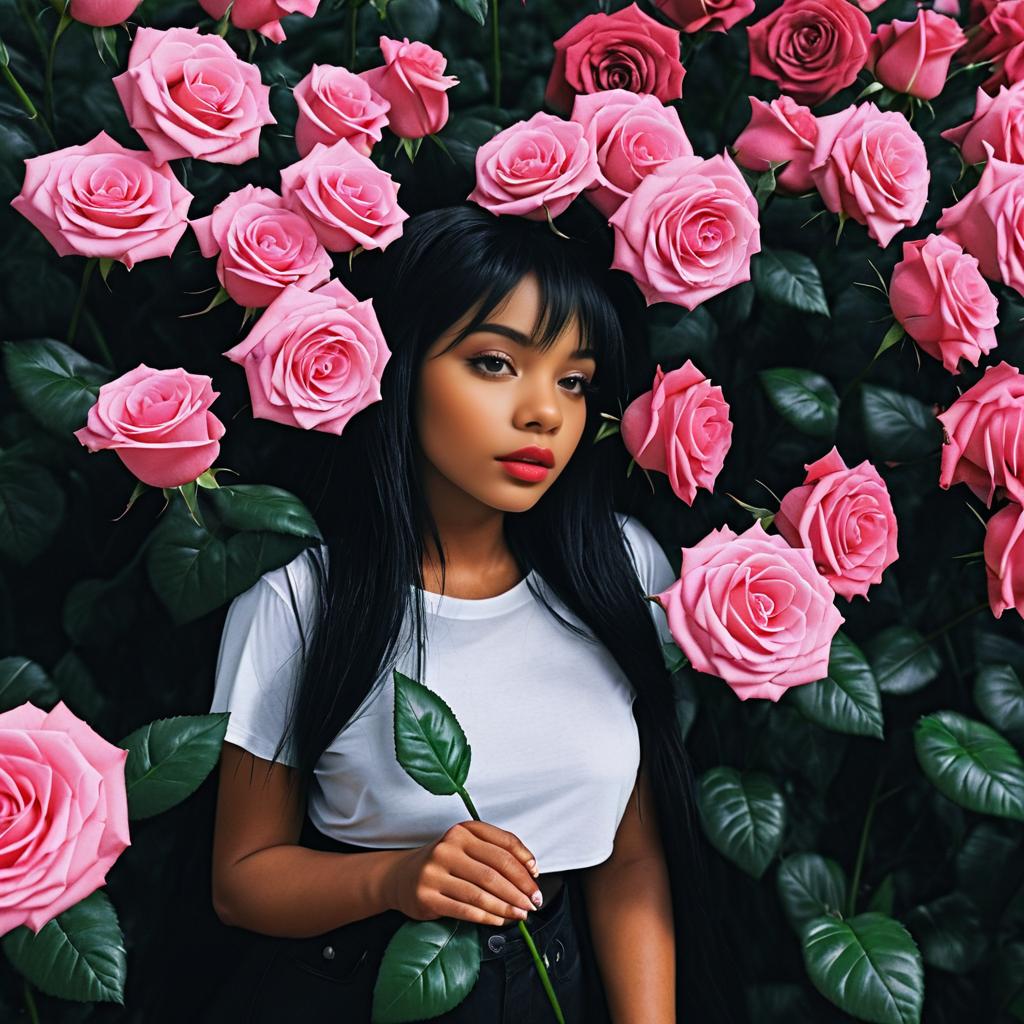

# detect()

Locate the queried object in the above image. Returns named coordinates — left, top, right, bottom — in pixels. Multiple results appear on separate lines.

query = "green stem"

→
left=847, top=768, right=884, bottom=918
left=490, top=0, right=500, bottom=108
left=23, top=977, right=39, bottom=1024
left=2, top=55, right=57, bottom=145
left=921, top=601, right=989, bottom=644
left=44, top=10, right=72, bottom=129
left=68, top=257, right=98, bottom=348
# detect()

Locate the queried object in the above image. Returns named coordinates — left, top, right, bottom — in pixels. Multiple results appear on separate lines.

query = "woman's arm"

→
left=581, top=762, right=676, bottom=1024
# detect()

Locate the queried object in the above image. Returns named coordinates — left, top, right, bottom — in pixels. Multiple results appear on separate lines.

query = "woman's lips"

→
left=497, top=459, right=550, bottom=482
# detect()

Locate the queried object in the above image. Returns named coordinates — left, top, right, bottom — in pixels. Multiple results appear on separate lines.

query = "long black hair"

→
left=269, top=201, right=745, bottom=1023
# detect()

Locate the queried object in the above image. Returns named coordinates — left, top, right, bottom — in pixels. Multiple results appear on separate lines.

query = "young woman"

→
left=203, top=203, right=744, bottom=1023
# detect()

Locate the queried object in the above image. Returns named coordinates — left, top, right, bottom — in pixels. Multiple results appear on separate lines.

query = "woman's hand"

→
left=384, top=820, right=544, bottom=926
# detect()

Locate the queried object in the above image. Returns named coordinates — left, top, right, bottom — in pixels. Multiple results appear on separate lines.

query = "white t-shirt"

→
left=209, top=513, right=677, bottom=872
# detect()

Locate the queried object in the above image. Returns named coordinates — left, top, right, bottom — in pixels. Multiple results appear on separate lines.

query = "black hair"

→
left=268, top=201, right=745, bottom=1022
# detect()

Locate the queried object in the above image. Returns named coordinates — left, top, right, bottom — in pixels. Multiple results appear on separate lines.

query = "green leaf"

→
left=752, top=249, right=830, bottom=316
left=974, top=664, right=1024, bottom=746
left=120, top=713, right=230, bottom=819
left=760, top=368, right=839, bottom=439
left=865, top=625, right=941, bottom=696
left=392, top=669, right=472, bottom=796
left=914, top=711, right=1024, bottom=821
left=52, top=650, right=109, bottom=724
left=648, top=307, right=718, bottom=370
left=449, top=0, right=487, bottom=25
left=372, top=918, right=481, bottom=1023
left=789, top=632, right=884, bottom=739
left=1, top=890, right=126, bottom=1003
left=904, top=892, right=985, bottom=974
left=776, top=853, right=848, bottom=932
left=0, top=455, right=65, bottom=564
left=861, top=385, right=941, bottom=462
left=956, top=821, right=1022, bottom=913
left=867, top=875, right=895, bottom=916
left=661, top=640, right=686, bottom=674
left=697, top=766, right=786, bottom=878
left=0, top=656, right=59, bottom=712
left=207, top=485, right=322, bottom=540
left=801, top=912, right=923, bottom=1024
left=874, top=322, right=905, bottom=360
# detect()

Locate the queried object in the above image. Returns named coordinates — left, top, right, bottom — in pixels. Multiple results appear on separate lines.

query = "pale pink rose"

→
left=653, top=520, right=845, bottom=700
left=73, top=365, right=226, bottom=488
left=748, top=0, right=872, bottom=108
left=961, top=0, right=1024, bottom=91
left=293, top=64, right=390, bottom=158
left=0, top=701, right=130, bottom=938
left=732, top=96, right=818, bottom=194
left=937, top=361, right=1024, bottom=507
left=775, top=446, right=898, bottom=601
left=889, top=234, right=999, bottom=374
left=9, top=131, right=192, bottom=269
left=190, top=185, right=332, bottom=309
left=358, top=36, right=458, bottom=139
left=942, top=83, right=1024, bottom=165
left=197, top=0, right=318, bottom=43
left=985, top=501, right=1024, bottom=618
left=69, top=0, right=140, bottom=25
left=608, top=152, right=760, bottom=309
left=810, top=102, right=929, bottom=248
left=223, top=279, right=391, bottom=434
left=112, top=27, right=275, bottom=165
left=569, top=90, right=693, bottom=218
left=468, top=111, right=599, bottom=220
left=545, top=2, right=685, bottom=114
left=620, top=361, right=731, bottom=505
left=937, top=148, right=1024, bottom=297
left=868, top=10, right=966, bottom=100
left=280, top=138, right=408, bottom=253
left=653, top=0, right=755, bottom=34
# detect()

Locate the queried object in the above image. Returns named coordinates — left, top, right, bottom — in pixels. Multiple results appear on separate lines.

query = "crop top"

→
left=208, top=513, right=678, bottom=872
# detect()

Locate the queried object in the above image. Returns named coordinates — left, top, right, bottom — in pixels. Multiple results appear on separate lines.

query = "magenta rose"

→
left=609, top=152, right=761, bottom=310
left=985, top=501, right=1024, bottom=618
left=223, top=279, right=391, bottom=435
left=653, top=520, right=845, bottom=701
left=0, top=701, right=130, bottom=937
left=196, top=0, right=318, bottom=43
left=775, top=446, right=898, bottom=601
left=73, top=365, right=226, bottom=488
left=358, top=36, right=458, bottom=139
left=937, top=362, right=1024, bottom=508
left=868, top=10, right=966, bottom=100
left=10, top=131, right=192, bottom=269
left=810, top=102, right=929, bottom=248
left=570, top=89, right=693, bottom=218
left=652, top=0, right=755, bottom=34
left=732, top=96, right=818, bottom=194
left=280, top=138, right=408, bottom=253
left=937, top=149, right=1024, bottom=297
left=545, top=2, right=685, bottom=114
left=112, top=27, right=275, bottom=165
left=69, top=0, right=140, bottom=25
left=190, top=185, right=332, bottom=309
left=294, top=64, right=390, bottom=158
left=889, top=234, right=999, bottom=374
left=942, top=83, right=1024, bottom=165
left=620, top=361, right=732, bottom=506
left=748, top=0, right=872, bottom=107
left=468, top=111, right=599, bottom=220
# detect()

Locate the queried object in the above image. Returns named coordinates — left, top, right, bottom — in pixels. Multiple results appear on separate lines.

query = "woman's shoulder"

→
left=614, top=511, right=678, bottom=596
left=249, top=543, right=329, bottom=626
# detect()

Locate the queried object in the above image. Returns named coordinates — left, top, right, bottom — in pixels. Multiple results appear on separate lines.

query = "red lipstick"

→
left=496, top=445, right=555, bottom=483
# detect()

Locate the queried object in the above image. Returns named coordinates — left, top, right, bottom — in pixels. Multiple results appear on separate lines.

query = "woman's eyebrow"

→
left=471, top=322, right=596, bottom=359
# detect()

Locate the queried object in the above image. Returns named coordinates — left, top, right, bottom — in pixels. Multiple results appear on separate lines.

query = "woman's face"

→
left=414, top=272, right=598, bottom=515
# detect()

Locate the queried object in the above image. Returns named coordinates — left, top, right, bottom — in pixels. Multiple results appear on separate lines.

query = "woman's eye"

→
left=469, top=355, right=509, bottom=375
left=469, top=355, right=592, bottom=396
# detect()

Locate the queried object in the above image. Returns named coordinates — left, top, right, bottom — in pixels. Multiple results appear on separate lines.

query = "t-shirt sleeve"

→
left=618, top=513, right=678, bottom=650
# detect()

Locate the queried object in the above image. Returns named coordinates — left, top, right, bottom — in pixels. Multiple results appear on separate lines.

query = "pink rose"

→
left=69, top=0, right=140, bottom=25
left=732, top=95, right=818, bottom=194
left=196, top=0, right=318, bottom=43
left=190, top=185, right=332, bottom=309
left=293, top=64, right=390, bottom=158
left=652, top=0, right=755, bottom=34
left=358, top=36, right=458, bottom=139
left=280, top=138, right=408, bottom=252
left=654, top=520, right=845, bottom=700
left=961, top=0, right=1024, bottom=92
left=937, top=361, right=1024, bottom=508
left=854, top=0, right=887, bottom=10
left=889, top=234, right=999, bottom=374
left=73, top=365, right=226, bottom=488
left=620, top=360, right=732, bottom=505
left=0, top=701, right=130, bottom=937
left=937, top=149, right=1024, bottom=297
left=810, top=102, right=929, bottom=248
left=608, top=152, right=761, bottom=310
left=9, top=131, right=192, bottom=269
left=112, top=27, right=275, bottom=165
left=868, top=10, right=967, bottom=100
left=569, top=89, right=693, bottom=218
left=223, top=279, right=391, bottom=435
left=775, top=446, right=899, bottom=601
left=545, top=2, right=685, bottom=114
left=748, top=0, right=872, bottom=107
left=467, top=111, right=599, bottom=220
left=942, top=83, right=1024, bottom=165
left=985, top=501, right=1024, bottom=618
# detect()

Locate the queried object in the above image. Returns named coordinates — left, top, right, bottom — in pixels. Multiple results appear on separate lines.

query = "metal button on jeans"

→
left=321, top=945, right=335, bottom=961
left=487, top=934, right=506, bottom=954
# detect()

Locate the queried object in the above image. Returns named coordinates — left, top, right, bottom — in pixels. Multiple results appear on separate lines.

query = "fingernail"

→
left=514, top=907, right=529, bottom=920
left=526, top=858, right=536, bottom=871
left=532, top=891, right=543, bottom=908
